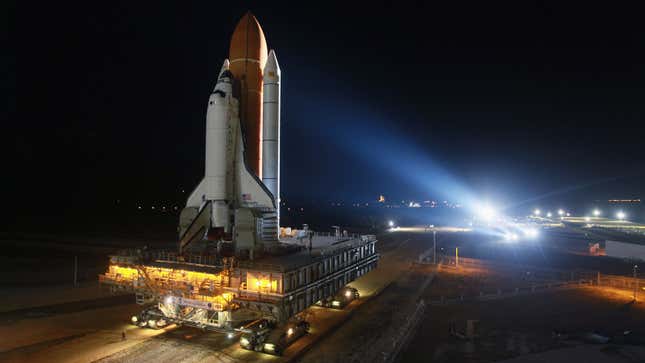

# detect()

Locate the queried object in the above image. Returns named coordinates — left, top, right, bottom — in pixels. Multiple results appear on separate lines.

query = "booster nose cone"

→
left=264, top=49, right=281, bottom=78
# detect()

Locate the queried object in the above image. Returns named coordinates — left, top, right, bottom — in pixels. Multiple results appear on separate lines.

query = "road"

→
left=0, top=302, right=167, bottom=363
left=299, top=232, right=441, bottom=363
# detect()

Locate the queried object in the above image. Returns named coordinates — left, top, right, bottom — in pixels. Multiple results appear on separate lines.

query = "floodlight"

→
left=524, top=228, right=538, bottom=238
left=477, top=205, right=496, bottom=221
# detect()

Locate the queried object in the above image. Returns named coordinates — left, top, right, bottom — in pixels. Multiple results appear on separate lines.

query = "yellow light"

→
left=287, top=328, right=294, bottom=336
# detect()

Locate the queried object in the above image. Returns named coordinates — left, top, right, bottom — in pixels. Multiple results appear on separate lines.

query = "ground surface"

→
left=401, top=280, right=645, bottom=362
left=2, top=227, right=644, bottom=363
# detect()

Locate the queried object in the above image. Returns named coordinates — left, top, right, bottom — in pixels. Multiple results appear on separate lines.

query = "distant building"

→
left=605, top=240, right=645, bottom=261
left=608, top=199, right=641, bottom=204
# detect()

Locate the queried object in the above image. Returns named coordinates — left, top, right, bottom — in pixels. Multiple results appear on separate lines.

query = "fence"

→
left=428, top=279, right=595, bottom=305
left=384, top=300, right=426, bottom=363
left=418, top=254, right=599, bottom=282
left=365, top=271, right=435, bottom=363
left=597, top=274, right=644, bottom=292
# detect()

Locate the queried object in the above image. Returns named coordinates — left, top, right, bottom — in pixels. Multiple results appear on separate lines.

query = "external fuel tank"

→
left=229, top=12, right=268, bottom=178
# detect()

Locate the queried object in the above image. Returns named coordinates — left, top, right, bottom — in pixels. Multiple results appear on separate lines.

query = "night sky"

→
left=8, top=1, right=645, bottom=221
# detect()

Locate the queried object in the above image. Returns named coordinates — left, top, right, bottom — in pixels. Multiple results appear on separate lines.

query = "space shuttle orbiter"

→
left=178, top=13, right=281, bottom=257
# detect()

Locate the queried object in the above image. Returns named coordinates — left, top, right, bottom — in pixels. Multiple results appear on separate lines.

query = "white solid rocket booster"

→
left=262, top=50, right=281, bottom=211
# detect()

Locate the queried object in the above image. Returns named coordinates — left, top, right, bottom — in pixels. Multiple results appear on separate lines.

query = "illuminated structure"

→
left=100, top=13, right=379, bottom=331
left=101, top=233, right=378, bottom=329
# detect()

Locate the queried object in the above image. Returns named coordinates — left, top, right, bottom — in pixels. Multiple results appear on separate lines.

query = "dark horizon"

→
left=7, top=1, right=645, bottom=223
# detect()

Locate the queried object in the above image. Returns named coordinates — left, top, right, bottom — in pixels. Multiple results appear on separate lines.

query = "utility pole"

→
left=455, top=247, right=459, bottom=267
left=73, top=255, right=78, bottom=287
left=634, top=265, right=639, bottom=301
left=433, top=229, right=437, bottom=264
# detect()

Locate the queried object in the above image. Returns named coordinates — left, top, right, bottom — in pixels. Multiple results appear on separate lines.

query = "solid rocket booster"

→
left=262, top=50, right=281, bottom=204
left=229, top=12, right=268, bottom=179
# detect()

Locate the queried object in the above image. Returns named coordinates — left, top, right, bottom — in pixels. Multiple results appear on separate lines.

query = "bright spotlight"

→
left=165, top=295, right=173, bottom=305
left=617, top=211, right=626, bottom=220
left=388, top=220, right=394, bottom=227
left=546, top=212, right=552, bottom=218
left=476, top=205, right=496, bottom=221
left=593, top=209, right=601, bottom=216
left=524, top=228, right=539, bottom=238
left=504, top=232, right=519, bottom=242
left=227, top=332, right=234, bottom=339
left=558, top=209, right=564, bottom=216
left=533, top=209, right=541, bottom=216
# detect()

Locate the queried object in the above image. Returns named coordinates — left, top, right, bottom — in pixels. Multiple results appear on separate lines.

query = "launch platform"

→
left=100, top=231, right=378, bottom=329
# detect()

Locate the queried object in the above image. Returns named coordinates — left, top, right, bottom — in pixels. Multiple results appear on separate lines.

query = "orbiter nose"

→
left=214, top=60, right=232, bottom=88
left=212, top=59, right=232, bottom=96
left=218, top=59, right=230, bottom=78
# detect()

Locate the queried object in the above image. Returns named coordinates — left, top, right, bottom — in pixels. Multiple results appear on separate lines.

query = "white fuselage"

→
left=180, top=54, right=282, bottom=253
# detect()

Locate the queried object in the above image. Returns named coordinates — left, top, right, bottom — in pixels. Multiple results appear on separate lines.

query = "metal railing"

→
left=598, top=274, right=644, bottom=291
left=109, top=249, right=224, bottom=268
left=428, top=279, right=595, bottom=305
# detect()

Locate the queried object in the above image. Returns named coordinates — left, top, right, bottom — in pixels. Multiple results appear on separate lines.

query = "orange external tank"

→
left=229, top=12, right=268, bottom=178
